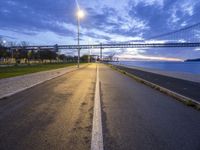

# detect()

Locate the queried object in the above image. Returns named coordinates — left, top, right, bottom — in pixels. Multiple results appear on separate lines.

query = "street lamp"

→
left=76, top=9, right=85, bottom=68
left=3, top=40, right=6, bottom=45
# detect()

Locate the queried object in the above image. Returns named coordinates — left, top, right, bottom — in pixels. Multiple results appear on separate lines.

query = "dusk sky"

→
left=0, top=0, right=200, bottom=60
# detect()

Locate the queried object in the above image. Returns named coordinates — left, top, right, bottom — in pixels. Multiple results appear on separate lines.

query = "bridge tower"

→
left=100, top=43, right=103, bottom=61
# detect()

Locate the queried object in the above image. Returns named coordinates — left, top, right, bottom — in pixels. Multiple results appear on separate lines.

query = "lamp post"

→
left=76, top=9, right=85, bottom=68
left=2, top=40, right=6, bottom=45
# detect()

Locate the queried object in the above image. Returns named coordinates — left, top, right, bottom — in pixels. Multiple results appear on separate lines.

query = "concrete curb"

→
left=0, top=64, right=89, bottom=100
left=109, top=64, right=200, bottom=110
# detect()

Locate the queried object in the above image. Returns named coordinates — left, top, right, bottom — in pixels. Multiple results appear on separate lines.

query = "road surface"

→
left=0, top=64, right=96, bottom=150
left=0, top=63, right=200, bottom=150
left=99, top=64, right=200, bottom=150
left=115, top=65, right=200, bottom=102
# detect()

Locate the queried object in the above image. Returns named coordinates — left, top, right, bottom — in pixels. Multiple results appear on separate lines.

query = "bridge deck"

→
left=9, top=42, right=200, bottom=50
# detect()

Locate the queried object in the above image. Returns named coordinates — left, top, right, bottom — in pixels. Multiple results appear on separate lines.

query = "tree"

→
left=27, top=50, right=34, bottom=60
left=81, top=55, right=89, bottom=62
left=58, top=54, right=67, bottom=61
left=0, top=37, right=6, bottom=47
left=38, top=50, right=57, bottom=62
left=0, top=49, right=8, bottom=58
left=20, top=41, right=29, bottom=49
left=0, top=38, right=9, bottom=58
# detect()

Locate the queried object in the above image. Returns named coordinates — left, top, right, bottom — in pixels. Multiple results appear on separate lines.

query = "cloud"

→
left=118, top=54, right=183, bottom=61
left=79, top=0, right=149, bottom=38
left=167, top=0, right=199, bottom=29
left=0, top=29, right=75, bottom=45
left=181, top=0, right=196, bottom=16
left=0, top=0, right=76, bottom=33
left=115, top=47, right=184, bottom=61
left=133, top=0, right=164, bottom=7
left=194, top=48, right=200, bottom=51
left=1, top=0, right=200, bottom=59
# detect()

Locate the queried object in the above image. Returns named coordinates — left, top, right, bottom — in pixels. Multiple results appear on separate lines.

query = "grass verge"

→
left=0, top=63, right=79, bottom=79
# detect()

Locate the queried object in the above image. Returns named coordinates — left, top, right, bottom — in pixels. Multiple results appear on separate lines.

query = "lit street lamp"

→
left=76, top=9, right=85, bottom=68
left=3, top=40, right=6, bottom=45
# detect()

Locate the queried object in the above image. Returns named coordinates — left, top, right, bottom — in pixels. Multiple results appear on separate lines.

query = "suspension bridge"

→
left=7, top=22, right=200, bottom=51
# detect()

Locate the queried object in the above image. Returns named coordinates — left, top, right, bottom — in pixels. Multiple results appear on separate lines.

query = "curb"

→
left=109, top=64, right=200, bottom=110
left=0, top=64, right=89, bottom=100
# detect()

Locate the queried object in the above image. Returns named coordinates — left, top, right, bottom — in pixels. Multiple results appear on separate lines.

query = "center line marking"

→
left=91, top=64, right=104, bottom=150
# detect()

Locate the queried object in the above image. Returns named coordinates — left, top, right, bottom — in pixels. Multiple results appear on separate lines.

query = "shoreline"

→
left=116, top=64, right=200, bottom=83
left=112, top=64, right=200, bottom=104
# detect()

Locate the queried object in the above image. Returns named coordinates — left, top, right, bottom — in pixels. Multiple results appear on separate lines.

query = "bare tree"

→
left=108, top=53, right=116, bottom=61
left=7, top=41, right=17, bottom=47
left=0, top=37, right=4, bottom=47
left=20, top=41, right=29, bottom=49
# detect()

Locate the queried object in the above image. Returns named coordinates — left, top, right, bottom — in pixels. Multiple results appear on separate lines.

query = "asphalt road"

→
left=0, top=64, right=96, bottom=150
left=99, top=64, right=200, bottom=150
left=1, top=63, right=200, bottom=150
left=115, top=65, right=200, bottom=101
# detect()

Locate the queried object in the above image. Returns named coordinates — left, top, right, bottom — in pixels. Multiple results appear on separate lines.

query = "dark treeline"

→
left=0, top=39, right=94, bottom=64
left=0, top=47, right=77, bottom=64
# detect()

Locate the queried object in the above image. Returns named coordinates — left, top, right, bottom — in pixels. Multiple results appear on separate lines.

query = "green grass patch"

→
left=0, top=63, right=79, bottom=79
left=185, top=100, right=196, bottom=107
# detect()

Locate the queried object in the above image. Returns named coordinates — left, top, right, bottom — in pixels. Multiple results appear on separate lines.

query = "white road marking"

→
left=91, top=64, right=104, bottom=150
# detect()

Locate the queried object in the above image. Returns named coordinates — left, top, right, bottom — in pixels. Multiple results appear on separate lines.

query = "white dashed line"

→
left=91, top=64, right=104, bottom=150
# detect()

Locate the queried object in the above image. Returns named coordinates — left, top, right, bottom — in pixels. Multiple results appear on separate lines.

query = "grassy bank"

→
left=0, top=63, right=79, bottom=79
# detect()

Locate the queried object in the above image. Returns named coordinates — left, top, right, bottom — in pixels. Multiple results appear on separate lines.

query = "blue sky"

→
left=0, top=0, right=200, bottom=60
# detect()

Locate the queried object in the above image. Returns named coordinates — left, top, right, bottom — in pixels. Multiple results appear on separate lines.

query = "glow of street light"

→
left=77, top=9, right=85, bottom=19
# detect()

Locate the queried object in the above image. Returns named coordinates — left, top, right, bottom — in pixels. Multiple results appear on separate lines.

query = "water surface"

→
left=111, top=61, right=200, bottom=75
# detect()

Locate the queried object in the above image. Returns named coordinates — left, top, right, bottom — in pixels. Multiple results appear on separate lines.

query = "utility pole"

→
left=76, top=9, right=85, bottom=68
left=77, top=18, right=80, bottom=68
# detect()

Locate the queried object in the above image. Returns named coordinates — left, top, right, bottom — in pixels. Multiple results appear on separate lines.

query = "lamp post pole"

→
left=76, top=9, right=85, bottom=68
left=77, top=16, right=80, bottom=68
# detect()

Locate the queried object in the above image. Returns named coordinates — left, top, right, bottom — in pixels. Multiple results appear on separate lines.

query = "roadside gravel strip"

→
left=0, top=64, right=87, bottom=99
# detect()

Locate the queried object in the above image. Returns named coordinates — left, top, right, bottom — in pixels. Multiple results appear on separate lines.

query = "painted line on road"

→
left=91, top=64, right=104, bottom=150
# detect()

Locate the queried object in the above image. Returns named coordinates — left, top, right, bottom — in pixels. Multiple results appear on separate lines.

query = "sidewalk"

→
left=0, top=64, right=87, bottom=99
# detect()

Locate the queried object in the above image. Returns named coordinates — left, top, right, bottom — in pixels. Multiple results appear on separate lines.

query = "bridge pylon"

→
left=100, top=43, right=103, bottom=61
